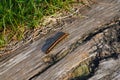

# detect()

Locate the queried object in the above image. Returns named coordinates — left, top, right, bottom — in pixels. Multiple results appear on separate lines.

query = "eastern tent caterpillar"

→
left=43, top=32, right=69, bottom=54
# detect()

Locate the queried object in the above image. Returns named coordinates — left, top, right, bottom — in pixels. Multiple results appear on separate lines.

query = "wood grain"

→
left=0, top=0, right=120, bottom=80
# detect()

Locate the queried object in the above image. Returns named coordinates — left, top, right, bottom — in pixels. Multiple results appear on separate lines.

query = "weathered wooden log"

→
left=0, top=0, right=120, bottom=80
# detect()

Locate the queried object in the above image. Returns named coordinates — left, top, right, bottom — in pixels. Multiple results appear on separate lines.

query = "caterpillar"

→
left=45, top=32, right=69, bottom=54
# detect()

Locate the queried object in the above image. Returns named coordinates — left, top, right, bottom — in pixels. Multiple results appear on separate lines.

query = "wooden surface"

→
left=0, top=0, right=120, bottom=80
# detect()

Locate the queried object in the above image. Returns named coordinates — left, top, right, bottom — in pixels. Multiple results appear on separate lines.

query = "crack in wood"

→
left=30, top=19, right=120, bottom=80
left=71, top=20, right=120, bottom=80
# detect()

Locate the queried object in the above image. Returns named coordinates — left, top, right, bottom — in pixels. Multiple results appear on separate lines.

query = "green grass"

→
left=0, top=0, right=75, bottom=47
